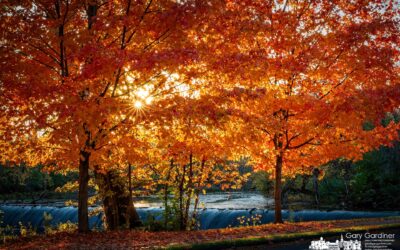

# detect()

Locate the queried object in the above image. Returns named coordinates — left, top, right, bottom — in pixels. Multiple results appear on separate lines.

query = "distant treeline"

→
left=320, top=141, right=400, bottom=210
left=0, top=165, right=77, bottom=202
left=1, top=140, right=399, bottom=210
left=247, top=141, right=400, bottom=211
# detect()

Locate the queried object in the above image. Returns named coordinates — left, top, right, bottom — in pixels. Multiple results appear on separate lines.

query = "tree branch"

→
left=319, top=69, right=356, bottom=100
left=287, top=137, right=315, bottom=149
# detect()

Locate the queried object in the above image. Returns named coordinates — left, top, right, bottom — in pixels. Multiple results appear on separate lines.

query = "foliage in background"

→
left=0, top=165, right=77, bottom=202
left=259, top=140, right=400, bottom=211
left=350, top=141, right=400, bottom=210
left=318, top=112, right=400, bottom=210
left=247, top=171, right=273, bottom=197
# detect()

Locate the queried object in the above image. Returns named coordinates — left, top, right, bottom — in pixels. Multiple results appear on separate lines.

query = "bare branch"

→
left=319, top=69, right=356, bottom=100
left=16, top=50, right=58, bottom=72
left=28, top=43, right=61, bottom=65
left=287, top=137, right=315, bottom=149
left=125, top=0, right=154, bottom=46
left=142, top=29, right=171, bottom=52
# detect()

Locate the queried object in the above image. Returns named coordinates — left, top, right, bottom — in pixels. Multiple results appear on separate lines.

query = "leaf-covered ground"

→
left=3, top=217, right=400, bottom=250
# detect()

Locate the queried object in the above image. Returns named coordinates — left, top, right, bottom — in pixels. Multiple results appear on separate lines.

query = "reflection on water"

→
left=133, top=192, right=274, bottom=209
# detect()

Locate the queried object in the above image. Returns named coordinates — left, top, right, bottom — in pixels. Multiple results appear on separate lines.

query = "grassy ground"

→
left=2, top=217, right=400, bottom=250
left=167, top=222, right=400, bottom=250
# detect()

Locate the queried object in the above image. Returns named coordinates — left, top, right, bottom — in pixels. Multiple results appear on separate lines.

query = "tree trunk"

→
left=274, top=153, right=283, bottom=223
left=312, top=168, right=320, bottom=207
left=192, top=158, right=206, bottom=224
left=126, top=164, right=136, bottom=228
left=184, top=153, right=193, bottom=230
left=178, top=164, right=186, bottom=230
left=78, top=150, right=90, bottom=233
left=163, top=160, right=173, bottom=229
left=95, top=170, right=142, bottom=230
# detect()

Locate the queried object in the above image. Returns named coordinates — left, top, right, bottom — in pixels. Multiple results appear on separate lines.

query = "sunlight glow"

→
left=134, top=100, right=143, bottom=109
left=136, top=88, right=149, bottom=99
left=145, top=96, right=153, bottom=105
left=126, top=74, right=134, bottom=83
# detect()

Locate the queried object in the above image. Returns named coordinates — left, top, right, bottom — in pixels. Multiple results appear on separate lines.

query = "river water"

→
left=1, top=192, right=399, bottom=232
left=133, top=192, right=274, bottom=209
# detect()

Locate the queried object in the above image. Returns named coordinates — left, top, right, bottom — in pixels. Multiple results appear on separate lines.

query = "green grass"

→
left=164, top=223, right=400, bottom=250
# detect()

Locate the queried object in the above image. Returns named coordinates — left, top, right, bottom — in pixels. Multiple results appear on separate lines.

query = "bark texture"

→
left=78, top=150, right=90, bottom=232
left=95, top=170, right=142, bottom=230
left=274, top=153, right=283, bottom=223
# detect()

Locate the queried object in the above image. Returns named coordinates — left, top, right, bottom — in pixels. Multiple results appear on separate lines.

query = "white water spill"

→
left=2, top=205, right=400, bottom=232
left=3, top=192, right=399, bottom=232
left=133, top=192, right=274, bottom=209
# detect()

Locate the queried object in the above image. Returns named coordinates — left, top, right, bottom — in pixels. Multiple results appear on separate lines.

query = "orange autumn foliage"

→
left=0, top=0, right=208, bottom=232
left=1, top=0, right=400, bottom=229
left=190, top=0, right=400, bottom=222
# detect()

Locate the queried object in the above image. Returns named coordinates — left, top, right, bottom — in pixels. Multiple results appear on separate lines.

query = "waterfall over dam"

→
left=1, top=205, right=399, bottom=232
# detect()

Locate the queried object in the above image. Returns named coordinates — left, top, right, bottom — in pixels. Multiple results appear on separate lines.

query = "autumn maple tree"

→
left=1, top=0, right=399, bottom=233
left=193, top=0, right=400, bottom=223
left=0, top=0, right=205, bottom=232
left=142, top=91, right=247, bottom=230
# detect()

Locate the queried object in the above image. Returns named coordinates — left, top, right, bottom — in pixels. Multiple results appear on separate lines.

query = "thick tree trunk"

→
left=78, top=150, right=90, bottom=233
left=95, top=170, right=142, bottom=230
left=274, top=153, right=283, bottom=224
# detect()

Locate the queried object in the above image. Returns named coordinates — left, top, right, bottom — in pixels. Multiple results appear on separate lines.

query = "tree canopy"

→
left=1, top=0, right=399, bottom=230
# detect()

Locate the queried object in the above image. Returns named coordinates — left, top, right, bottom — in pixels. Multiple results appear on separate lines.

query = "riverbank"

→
left=2, top=217, right=400, bottom=249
